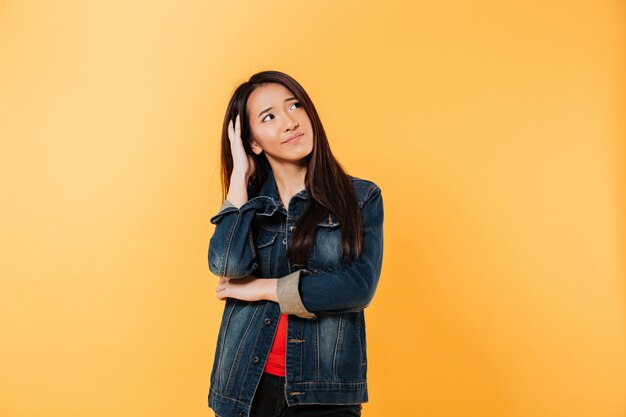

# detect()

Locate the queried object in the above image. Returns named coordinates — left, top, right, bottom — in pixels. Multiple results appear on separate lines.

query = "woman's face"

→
left=246, top=82, right=314, bottom=165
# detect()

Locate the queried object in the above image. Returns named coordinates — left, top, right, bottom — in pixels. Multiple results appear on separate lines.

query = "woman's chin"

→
left=266, top=147, right=313, bottom=165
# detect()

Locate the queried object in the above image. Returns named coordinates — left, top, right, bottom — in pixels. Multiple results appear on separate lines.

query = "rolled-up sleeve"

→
left=276, top=270, right=317, bottom=319
left=208, top=196, right=276, bottom=279
left=276, top=185, right=384, bottom=318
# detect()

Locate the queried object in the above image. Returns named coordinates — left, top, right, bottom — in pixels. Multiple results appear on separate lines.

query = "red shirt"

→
left=263, top=313, right=288, bottom=376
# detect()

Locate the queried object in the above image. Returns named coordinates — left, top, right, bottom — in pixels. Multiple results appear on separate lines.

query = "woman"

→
left=207, top=70, right=384, bottom=417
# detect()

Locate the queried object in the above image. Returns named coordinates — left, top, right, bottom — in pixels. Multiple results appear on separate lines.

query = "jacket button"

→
left=282, top=238, right=287, bottom=245
left=264, top=318, right=272, bottom=325
left=289, top=226, right=295, bottom=232
left=252, top=356, right=259, bottom=363
left=238, top=413, right=243, bottom=417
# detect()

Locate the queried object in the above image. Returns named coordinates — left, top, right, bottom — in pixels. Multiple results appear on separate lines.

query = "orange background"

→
left=1, top=1, right=625, bottom=416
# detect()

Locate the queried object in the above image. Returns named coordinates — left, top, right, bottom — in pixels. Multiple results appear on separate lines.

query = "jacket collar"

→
left=258, top=167, right=309, bottom=202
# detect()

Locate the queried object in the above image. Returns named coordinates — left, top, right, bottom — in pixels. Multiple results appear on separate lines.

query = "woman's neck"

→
left=269, top=162, right=307, bottom=205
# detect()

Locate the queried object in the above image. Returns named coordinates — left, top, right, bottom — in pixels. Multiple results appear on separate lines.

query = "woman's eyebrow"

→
left=257, top=96, right=298, bottom=118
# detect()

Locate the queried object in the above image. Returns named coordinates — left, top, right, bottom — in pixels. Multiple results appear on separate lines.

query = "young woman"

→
left=207, top=70, right=384, bottom=417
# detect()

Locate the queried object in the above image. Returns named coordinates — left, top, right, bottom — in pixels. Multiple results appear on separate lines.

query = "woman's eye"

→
left=290, top=102, right=301, bottom=110
left=262, top=114, right=274, bottom=122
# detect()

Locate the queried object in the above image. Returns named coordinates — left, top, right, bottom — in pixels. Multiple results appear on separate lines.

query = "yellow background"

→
left=1, top=1, right=624, bottom=416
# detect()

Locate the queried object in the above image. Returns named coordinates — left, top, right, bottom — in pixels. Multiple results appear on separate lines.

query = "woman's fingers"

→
left=227, top=119, right=233, bottom=141
left=216, top=277, right=228, bottom=300
left=216, top=277, right=227, bottom=290
left=226, top=113, right=250, bottom=177
left=227, top=114, right=241, bottom=143
left=214, top=276, right=267, bottom=302
left=234, top=113, right=240, bottom=139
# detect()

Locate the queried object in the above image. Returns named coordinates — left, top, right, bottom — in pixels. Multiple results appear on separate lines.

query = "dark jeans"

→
left=249, top=372, right=363, bottom=417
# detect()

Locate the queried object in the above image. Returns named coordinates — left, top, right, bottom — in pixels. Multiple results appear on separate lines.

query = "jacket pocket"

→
left=309, top=215, right=342, bottom=272
left=255, top=229, right=279, bottom=277
left=211, top=298, right=238, bottom=392
left=336, top=312, right=367, bottom=382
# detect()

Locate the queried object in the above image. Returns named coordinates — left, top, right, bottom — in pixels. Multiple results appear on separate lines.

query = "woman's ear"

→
left=250, top=140, right=263, bottom=155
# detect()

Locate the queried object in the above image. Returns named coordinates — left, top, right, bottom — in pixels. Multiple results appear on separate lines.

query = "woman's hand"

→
left=225, top=114, right=256, bottom=208
left=228, top=113, right=256, bottom=181
left=216, top=276, right=278, bottom=303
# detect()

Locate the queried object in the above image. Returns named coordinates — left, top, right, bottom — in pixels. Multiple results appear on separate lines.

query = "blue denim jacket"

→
left=207, top=168, right=384, bottom=417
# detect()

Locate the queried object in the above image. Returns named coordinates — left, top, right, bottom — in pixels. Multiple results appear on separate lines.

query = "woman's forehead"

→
left=248, top=83, right=294, bottom=111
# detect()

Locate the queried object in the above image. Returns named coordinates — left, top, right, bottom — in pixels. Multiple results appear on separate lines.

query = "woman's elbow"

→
left=346, top=276, right=379, bottom=311
left=356, top=287, right=377, bottom=310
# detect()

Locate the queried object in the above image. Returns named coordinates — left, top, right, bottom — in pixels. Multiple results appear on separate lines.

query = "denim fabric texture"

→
left=207, top=168, right=384, bottom=417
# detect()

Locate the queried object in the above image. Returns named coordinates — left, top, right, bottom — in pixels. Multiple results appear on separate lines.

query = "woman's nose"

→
left=284, top=116, right=299, bottom=131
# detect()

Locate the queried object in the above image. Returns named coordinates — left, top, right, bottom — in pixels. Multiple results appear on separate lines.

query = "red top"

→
left=263, top=313, right=288, bottom=376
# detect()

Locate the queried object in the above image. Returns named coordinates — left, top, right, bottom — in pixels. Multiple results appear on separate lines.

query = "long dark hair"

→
left=219, top=70, right=362, bottom=266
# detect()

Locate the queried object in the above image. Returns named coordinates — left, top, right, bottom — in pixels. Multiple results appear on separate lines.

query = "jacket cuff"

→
left=219, top=199, right=236, bottom=211
left=276, top=270, right=317, bottom=319
left=210, top=196, right=278, bottom=225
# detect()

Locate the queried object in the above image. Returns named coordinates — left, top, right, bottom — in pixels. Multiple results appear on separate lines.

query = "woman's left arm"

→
left=277, top=185, right=384, bottom=319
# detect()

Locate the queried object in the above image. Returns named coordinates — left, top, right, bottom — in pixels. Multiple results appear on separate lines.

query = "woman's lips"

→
left=283, top=133, right=304, bottom=144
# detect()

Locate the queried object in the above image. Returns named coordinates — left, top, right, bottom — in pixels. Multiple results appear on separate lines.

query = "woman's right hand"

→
left=228, top=114, right=256, bottom=181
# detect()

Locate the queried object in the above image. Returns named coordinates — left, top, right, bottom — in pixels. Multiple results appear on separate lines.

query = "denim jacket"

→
left=207, top=168, right=384, bottom=417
